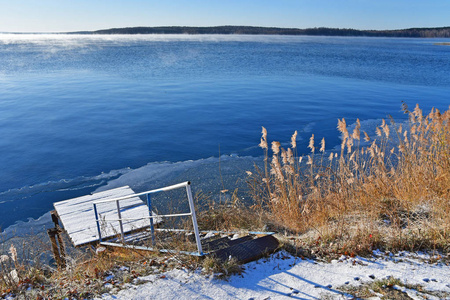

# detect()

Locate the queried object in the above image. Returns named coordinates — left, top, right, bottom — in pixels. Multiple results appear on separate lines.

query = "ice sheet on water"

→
left=95, top=155, right=260, bottom=195
left=0, top=167, right=131, bottom=205
left=1, top=212, right=53, bottom=242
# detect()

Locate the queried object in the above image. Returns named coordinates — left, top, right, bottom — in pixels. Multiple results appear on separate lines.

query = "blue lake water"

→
left=0, top=34, right=449, bottom=232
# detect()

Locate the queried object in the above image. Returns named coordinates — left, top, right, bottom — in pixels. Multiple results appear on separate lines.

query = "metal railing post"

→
left=116, top=200, right=125, bottom=243
left=147, top=194, right=156, bottom=246
left=186, top=183, right=203, bottom=255
left=93, top=203, right=103, bottom=243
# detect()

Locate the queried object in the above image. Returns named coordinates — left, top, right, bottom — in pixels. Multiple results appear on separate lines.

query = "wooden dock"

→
left=50, top=182, right=278, bottom=267
left=53, top=186, right=156, bottom=246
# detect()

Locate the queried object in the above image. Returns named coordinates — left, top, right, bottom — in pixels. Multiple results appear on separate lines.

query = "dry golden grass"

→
left=248, top=104, right=450, bottom=255
left=0, top=234, right=53, bottom=297
left=0, top=238, right=202, bottom=298
left=196, top=189, right=266, bottom=232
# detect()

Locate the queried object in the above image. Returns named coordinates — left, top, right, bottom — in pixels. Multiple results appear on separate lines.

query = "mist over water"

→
left=1, top=34, right=449, bottom=231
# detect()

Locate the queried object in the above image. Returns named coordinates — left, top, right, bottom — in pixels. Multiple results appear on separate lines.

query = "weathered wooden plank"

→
left=212, top=235, right=279, bottom=263
left=54, top=187, right=137, bottom=216
left=54, top=186, right=132, bottom=206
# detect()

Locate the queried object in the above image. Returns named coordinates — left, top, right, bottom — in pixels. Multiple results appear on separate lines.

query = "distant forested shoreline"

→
left=71, top=25, right=450, bottom=38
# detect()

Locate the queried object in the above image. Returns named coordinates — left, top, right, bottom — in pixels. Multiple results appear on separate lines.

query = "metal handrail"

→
left=97, top=212, right=192, bottom=222
left=93, top=181, right=190, bottom=205
left=92, top=181, right=203, bottom=255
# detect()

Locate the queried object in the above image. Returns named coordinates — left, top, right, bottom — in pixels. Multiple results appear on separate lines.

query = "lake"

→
left=0, top=34, right=449, bottom=233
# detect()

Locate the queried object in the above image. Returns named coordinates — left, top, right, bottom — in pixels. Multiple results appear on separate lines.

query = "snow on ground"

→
left=98, top=251, right=450, bottom=300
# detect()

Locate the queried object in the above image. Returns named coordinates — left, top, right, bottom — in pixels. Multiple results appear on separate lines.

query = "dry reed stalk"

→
left=248, top=104, right=450, bottom=254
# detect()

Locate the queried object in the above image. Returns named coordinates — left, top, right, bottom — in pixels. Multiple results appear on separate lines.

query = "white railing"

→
left=92, top=181, right=203, bottom=255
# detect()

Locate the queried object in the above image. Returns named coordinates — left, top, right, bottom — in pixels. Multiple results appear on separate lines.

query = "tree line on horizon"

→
left=72, top=25, right=450, bottom=38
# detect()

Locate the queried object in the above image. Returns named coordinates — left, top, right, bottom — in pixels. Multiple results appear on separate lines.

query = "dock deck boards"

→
left=54, top=186, right=154, bottom=246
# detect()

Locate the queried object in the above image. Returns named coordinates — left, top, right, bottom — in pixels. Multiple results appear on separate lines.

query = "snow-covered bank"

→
left=98, top=251, right=450, bottom=300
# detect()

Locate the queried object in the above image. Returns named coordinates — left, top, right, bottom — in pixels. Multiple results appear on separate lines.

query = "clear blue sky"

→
left=1, top=0, right=449, bottom=33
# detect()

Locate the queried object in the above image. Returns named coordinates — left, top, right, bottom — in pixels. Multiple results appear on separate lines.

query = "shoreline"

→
left=0, top=155, right=263, bottom=237
left=2, top=25, right=450, bottom=38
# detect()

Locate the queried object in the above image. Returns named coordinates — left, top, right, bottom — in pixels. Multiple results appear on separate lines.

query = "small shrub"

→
left=202, top=256, right=242, bottom=279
